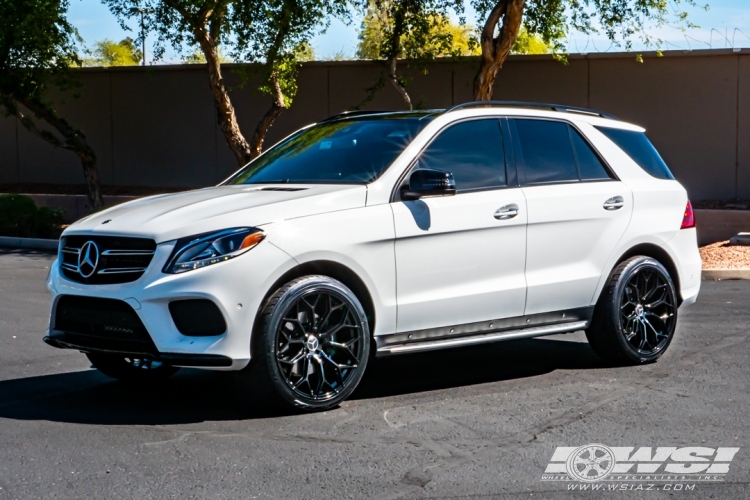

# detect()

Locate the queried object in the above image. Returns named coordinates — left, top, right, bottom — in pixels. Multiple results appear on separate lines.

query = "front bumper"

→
left=43, top=332, right=233, bottom=366
left=46, top=238, right=296, bottom=370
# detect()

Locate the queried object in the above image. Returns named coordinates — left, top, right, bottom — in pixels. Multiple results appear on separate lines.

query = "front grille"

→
left=60, top=235, right=156, bottom=285
left=54, top=295, right=157, bottom=354
left=169, top=299, right=227, bottom=336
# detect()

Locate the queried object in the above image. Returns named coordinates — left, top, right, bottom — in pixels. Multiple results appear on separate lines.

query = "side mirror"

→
left=401, top=169, right=457, bottom=201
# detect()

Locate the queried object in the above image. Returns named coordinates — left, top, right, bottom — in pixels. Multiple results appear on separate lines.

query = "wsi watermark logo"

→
left=541, top=444, right=739, bottom=491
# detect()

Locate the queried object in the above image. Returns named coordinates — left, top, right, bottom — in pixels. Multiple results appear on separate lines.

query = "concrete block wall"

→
left=0, top=49, right=748, bottom=200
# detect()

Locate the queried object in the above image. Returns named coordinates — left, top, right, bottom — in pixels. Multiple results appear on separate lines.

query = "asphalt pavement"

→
left=0, top=250, right=748, bottom=499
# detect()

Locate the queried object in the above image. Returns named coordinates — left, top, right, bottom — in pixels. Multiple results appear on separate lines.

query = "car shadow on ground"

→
left=0, top=336, right=607, bottom=425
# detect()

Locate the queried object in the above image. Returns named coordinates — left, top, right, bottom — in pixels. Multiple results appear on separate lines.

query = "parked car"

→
left=45, top=102, right=701, bottom=411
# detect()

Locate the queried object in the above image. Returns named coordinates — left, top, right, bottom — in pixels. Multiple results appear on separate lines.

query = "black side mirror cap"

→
left=401, top=169, right=457, bottom=200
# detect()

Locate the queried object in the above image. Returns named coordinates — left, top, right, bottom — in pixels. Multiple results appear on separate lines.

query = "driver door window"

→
left=413, top=119, right=506, bottom=192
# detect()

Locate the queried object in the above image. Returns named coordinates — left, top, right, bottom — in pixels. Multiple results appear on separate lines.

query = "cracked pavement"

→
left=0, top=250, right=748, bottom=499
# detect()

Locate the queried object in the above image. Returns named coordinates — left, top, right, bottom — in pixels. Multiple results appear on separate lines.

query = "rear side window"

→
left=570, top=128, right=611, bottom=180
left=416, top=119, right=505, bottom=191
left=595, top=127, right=674, bottom=180
left=512, top=119, right=578, bottom=184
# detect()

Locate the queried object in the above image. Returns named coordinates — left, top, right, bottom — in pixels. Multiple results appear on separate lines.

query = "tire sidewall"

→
left=609, top=257, right=678, bottom=363
left=260, top=276, right=371, bottom=410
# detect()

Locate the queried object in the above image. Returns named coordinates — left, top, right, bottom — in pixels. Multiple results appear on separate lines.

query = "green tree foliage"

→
left=295, top=41, right=316, bottom=62
left=103, top=0, right=346, bottom=164
left=512, top=26, right=548, bottom=54
left=357, top=7, right=479, bottom=59
left=357, top=12, right=548, bottom=60
left=82, top=38, right=143, bottom=66
left=0, top=0, right=104, bottom=207
left=354, top=0, right=468, bottom=110
left=182, top=45, right=232, bottom=63
left=471, top=0, right=706, bottom=100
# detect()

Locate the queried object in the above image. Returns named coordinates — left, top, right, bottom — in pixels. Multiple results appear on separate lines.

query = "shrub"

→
left=0, top=194, right=65, bottom=238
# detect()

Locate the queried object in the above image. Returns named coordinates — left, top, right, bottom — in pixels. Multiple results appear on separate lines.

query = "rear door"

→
left=509, top=118, right=633, bottom=315
left=392, top=118, right=527, bottom=333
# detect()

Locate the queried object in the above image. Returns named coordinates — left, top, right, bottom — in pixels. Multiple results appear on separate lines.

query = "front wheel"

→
left=586, top=256, right=678, bottom=365
left=86, top=353, right=179, bottom=382
left=247, top=275, right=371, bottom=412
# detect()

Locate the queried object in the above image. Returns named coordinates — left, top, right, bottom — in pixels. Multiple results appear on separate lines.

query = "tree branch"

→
left=191, top=17, right=252, bottom=165
left=385, top=3, right=412, bottom=110
left=480, top=0, right=508, bottom=63
left=265, top=0, right=294, bottom=69
left=249, top=0, right=295, bottom=157
left=250, top=75, right=286, bottom=158
left=473, top=0, right=525, bottom=100
left=13, top=97, right=103, bottom=208
left=163, top=0, right=196, bottom=26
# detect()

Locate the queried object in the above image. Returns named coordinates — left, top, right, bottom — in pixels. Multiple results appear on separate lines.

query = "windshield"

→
left=226, top=115, right=433, bottom=185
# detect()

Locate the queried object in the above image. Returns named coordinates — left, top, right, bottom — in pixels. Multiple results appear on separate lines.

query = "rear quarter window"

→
left=595, top=127, right=675, bottom=180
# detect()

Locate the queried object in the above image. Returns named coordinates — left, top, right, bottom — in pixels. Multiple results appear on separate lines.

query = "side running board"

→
left=376, top=320, right=588, bottom=356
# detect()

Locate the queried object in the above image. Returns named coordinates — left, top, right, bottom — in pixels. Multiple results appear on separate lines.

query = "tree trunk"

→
left=473, top=0, right=525, bottom=101
left=388, top=55, right=412, bottom=110
left=16, top=97, right=104, bottom=209
left=194, top=27, right=254, bottom=166
left=79, top=152, right=103, bottom=210
left=250, top=74, right=286, bottom=159
left=386, top=6, right=412, bottom=110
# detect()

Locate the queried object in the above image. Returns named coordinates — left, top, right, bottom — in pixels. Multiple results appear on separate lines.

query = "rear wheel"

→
left=247, top=275, right=370, bottom=412
left=586, top=256, right=678, bottom=365
left=86, top=353, right=179, bottom=382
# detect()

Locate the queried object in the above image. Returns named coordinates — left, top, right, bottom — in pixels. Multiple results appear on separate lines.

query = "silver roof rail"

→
left=445, top=101, right=618, bottom=120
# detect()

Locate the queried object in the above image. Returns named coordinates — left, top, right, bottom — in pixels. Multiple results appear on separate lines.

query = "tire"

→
left=586, top=256, right=678, bottom=365
left=246, top=275, right=371, bottom=412
left=86, top=353, right=179, bottom=383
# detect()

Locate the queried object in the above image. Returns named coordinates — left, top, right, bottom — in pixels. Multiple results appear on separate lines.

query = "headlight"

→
left=163, top=228, right=265, bottom=274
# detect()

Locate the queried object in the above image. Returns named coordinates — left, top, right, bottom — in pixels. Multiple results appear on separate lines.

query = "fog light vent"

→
left=169, top=299, right=227, bottom=336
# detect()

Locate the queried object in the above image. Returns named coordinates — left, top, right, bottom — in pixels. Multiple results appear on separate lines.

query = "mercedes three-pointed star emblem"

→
left=78, top=241, right=100, bottom=278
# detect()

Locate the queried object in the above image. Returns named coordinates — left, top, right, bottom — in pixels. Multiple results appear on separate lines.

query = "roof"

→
left=322, top=101, right=617, bottom=123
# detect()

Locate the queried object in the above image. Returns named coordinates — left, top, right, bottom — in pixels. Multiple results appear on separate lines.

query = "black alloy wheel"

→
left=586, top=256, right=678, bottom=364
left=248, top=275, right=370, bottom=411
left=619, top=266, right=676, bottom=356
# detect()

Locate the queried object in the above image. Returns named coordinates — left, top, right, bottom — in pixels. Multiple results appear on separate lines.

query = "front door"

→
left=509, top=118, right=633, bottom=315
left=392, top=118, right=528, bottom=333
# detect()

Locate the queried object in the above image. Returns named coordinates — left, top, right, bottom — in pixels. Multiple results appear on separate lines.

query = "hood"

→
left=64, top=184, right=367, bottom=243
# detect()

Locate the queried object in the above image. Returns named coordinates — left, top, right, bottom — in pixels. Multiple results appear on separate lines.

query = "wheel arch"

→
left=250, top=260, right=377, bottom=358
left=612, top=243, right=683, bottom=305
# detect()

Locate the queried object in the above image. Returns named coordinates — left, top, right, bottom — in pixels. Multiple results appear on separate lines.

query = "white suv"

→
left=45, top=102, right=701, bottom=411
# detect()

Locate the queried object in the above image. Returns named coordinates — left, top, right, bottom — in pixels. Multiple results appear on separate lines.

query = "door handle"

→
left=494, top=204, right=519, bottom=220
left=603, top=196, right=624, bottom=211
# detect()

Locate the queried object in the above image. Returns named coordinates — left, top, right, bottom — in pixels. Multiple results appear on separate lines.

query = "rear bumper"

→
left=664, top=228, right=702, bottom=307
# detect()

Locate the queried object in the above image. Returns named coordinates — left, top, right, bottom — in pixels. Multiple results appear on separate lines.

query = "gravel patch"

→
left=700, top=240, right=750, bottom=269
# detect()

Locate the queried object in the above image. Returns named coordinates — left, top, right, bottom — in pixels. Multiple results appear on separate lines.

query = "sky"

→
left=67, top=0, right=750, bottom=63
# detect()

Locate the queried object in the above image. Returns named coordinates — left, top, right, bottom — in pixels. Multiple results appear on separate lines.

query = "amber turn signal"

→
left=241, top=232, right=265, bottom=249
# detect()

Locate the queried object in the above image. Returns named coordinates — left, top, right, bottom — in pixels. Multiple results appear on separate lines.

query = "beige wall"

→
left=1, top=49, right=748, bottom=199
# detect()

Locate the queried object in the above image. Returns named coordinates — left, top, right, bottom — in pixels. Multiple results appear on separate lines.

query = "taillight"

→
left=681, top=200, right=696, bottom=229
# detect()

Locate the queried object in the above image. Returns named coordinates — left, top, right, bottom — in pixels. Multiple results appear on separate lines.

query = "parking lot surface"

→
left=0, top=250, right=748, bottom=499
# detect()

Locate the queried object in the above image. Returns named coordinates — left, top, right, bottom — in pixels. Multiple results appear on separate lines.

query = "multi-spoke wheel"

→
left=86, top=352, right=179, bottom=382
left=247, top=275, right=370, bottom=411
left=586, top=256, right=678, bottom=364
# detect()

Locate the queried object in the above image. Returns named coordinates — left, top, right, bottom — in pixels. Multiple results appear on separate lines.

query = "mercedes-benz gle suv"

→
left=45, top=102, right=701, bottom=411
